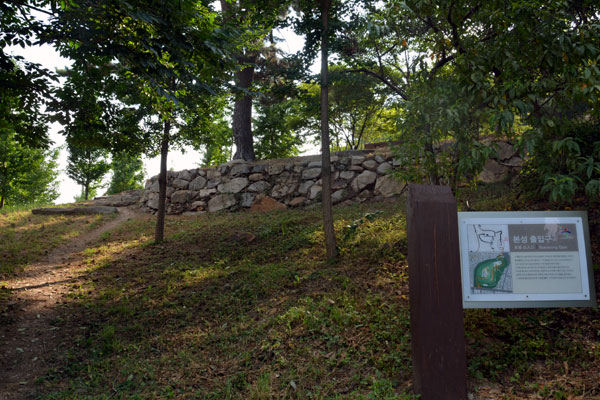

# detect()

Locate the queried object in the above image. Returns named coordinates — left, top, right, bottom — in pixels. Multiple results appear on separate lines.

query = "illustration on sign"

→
left=473, top=253, right=511, bottom=290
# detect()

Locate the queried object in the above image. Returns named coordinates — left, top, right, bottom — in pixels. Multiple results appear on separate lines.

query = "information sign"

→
left=458, top=211, right=596, bottom=308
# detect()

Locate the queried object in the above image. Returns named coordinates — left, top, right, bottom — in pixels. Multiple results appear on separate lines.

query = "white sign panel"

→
left=458, top=211, right=595, bottom=308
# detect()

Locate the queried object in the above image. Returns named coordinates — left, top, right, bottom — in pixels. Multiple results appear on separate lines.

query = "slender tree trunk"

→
left=0, top=194, right=4, bottom=209
left=232, top=64, right=256, bottom=161
left=320, top=0, right=338, bottom=261
left=155, top=119, right=171, bottom=243
left=84, top=182, right=89, bottom=201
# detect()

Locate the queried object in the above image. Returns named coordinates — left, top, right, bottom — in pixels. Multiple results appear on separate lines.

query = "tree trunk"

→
left=220, top=0, right=256, bottom=161
left=155, top=119, right=171, bottom=243
left=320, top=0, right=338, bottom=261
left=0, top=194, right=4, bottom=209
left=232, top=64, right=256, bottom=161
left=84, top=182, right=89, bottom=201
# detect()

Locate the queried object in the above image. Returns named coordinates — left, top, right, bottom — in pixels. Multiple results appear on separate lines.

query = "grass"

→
left=34, top=201, right=415, bottom=399
left=0, top=208, right=115, bottom=278
left=3, top=186, right=600, bottom=399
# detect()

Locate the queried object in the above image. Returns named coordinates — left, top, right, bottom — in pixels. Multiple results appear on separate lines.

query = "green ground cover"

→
left=3, top=186, right=600, bottom=399
left=0, top=208, right=114, bottom=277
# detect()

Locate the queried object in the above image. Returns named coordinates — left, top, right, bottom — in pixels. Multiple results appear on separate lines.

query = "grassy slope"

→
left=4, top=188, right=600, bottom=399
left=0, top=209, right=115, bottom=277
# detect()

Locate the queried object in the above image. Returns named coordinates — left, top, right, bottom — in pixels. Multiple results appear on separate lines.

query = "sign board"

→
left=458, top=211, right=596, bottom=308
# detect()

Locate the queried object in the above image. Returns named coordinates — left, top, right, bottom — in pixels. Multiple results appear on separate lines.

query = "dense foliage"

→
left=0, top=132, right=59, bottom=208
left=105, top=153, right=145, bottom=195
left=2, top=0, right=600, bottom=205
left=66, top=144, right=110, bottom=201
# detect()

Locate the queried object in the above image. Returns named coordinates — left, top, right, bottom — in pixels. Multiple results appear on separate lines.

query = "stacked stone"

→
left=139, top=150, right=406, bottom=215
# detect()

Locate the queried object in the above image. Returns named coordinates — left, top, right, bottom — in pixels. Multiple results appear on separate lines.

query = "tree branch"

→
left=341, top=68, right=408, bottom=100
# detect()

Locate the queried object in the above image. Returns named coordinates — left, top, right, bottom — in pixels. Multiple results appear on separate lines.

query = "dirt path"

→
left=0, top=207, right=138, bottom=400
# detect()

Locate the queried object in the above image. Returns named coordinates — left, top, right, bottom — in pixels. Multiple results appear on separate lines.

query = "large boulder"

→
left=206, top=168, right=221, bottom=180
left=271, top=183, right=297, bottom=198
left=376, top=162, right=392, bottom=174
left=298, top=180, right=314, bottom=195
left=340, top=171, right=356, bottom=180
left=309, top=184, right=322, bottom=200
left=230, top=163, right=250, bottom=176
left=240, top=193, right=256, bottom=208
left=171, top=190, right=192, bottom=204
left=147, top=193, right=159, bottom=209
left=178, top=169, right=194, bottom=181
left=208, top=194, right=237, bottom=212
left=374, top=175, right=405, bottom=198
left=189, top=176, right=207, bottom=191
left=288, top=196, right=306, bottom=207
left=478, top=159, right=509, bottom=183
left=351, top=170, right=377, bottom=192
left=351, top=155, right=365, bottom=165
left=248, top=181, right=271, bottom=193
left=218, top=177, right=249, bottom=194
left=172, top=178, right=189, bottom=190
left=248, top=173, right=264, bottom=182
left=302, top=168, right=321, bottom=180
left=332, top=189, right=349, bottom=204
left=197, top=188, right=217, bottom=198
left=362, top=159, right=378, bottom=171
left=495, top=141, right=516, bottom=161
left=267, top=164, right=285, bottom=175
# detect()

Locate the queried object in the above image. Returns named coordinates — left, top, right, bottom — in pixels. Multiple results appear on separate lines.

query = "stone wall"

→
left=139, top=150, right=406, bottom=215
left=139, top=141, right=523, bottom=215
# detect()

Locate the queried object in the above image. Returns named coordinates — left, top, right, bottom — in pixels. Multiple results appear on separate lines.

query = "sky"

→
left=7, top=22, right=315, bottom=205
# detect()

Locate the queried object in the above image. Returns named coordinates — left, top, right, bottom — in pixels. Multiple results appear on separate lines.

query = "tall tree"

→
left=66, top=144, right=110, bottom=201
left=346, top=0, right=600, bottom=196
left=51, top=0, right=236, bottom=241
left=319, top=0, right=337, bottom=260
left=219, top=0, right=290, bottom=161
left=292, top=0, right=356, bottom=260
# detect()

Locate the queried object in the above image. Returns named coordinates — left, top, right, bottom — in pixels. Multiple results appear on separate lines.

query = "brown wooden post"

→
left=407, top=184, right=467, bottom=399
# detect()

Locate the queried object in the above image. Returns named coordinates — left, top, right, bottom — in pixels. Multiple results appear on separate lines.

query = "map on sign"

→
left=469, top=252, right=513, bottom=294
left=467, top=224, right=509, bottom=252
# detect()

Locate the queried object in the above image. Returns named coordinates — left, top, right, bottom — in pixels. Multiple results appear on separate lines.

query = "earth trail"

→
left=0, top=207, right=138, bottom=400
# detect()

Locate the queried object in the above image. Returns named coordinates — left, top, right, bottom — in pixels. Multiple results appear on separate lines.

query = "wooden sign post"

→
left=407, top=184, right=467, bottom=399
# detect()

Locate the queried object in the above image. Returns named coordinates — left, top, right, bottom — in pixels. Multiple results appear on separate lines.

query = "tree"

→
left=0, top=132, right=59, bottom=208
left=105, top=153, right=145, bottom=195
left=1, top=1, right=55, bottom=148
left=253, top=99, right=304, bottom=159
left=293, top=67, right=394, bottom=151
left=292, top=0, right=357, bottom=260
left=319, top=0, right=338, bottom=260
left=66, top=144, right=110, bottom=201
left=394, top=0, right=600, bottom=198
left=51, top=0, right=236, bottom=241
left=0, top=56, right=58, bottom=208
left=219, top=0, right=291, bottom=161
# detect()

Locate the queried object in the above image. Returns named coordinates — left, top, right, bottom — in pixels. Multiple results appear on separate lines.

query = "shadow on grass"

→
left=34, top=202, right=415, bottom=399
left=27, top=197, right=600, bottom=399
